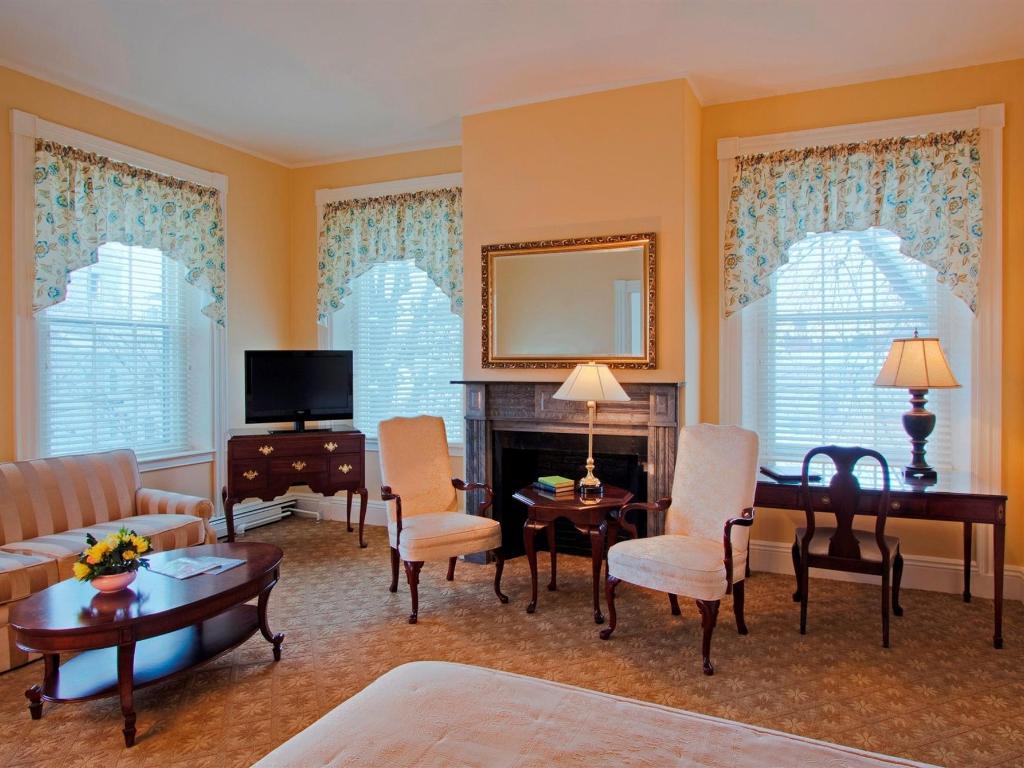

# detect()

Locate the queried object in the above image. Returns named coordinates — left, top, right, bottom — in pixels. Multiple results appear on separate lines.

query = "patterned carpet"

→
left=1, top=516, right=1022, bottom=767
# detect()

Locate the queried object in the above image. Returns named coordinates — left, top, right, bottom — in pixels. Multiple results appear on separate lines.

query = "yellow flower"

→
left=104, top=535, right=118, bottom=550
left=122, top=550, right=137, bottom=561
left=72, top=562, right=91, bottom=580
left=131, top=536, right=150, bottom=554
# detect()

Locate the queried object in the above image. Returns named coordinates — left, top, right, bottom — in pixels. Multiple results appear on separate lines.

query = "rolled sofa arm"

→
left=135, top=488, right=215, bottom=521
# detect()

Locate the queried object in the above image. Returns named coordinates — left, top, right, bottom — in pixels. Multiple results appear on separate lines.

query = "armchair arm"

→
left=452, top=478, right=494, bottom=515
left=723, top=507, right=755, bottom=593
left=135, top=488, right=214, bottom=522
left=380, top=485, right=403, bottom=546
left=615, top=497, right=671, bottom=539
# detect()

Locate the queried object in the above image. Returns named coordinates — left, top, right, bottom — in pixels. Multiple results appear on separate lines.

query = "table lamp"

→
left=552, top=362, right=630, bottom=498
left=874, top=331, right=960, bottom=482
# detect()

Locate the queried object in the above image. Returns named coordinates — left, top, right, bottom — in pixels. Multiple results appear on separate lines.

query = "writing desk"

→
left=754, top=471, right=1007, bottom=648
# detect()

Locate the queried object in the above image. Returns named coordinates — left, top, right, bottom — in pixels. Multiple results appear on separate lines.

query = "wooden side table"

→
left=514, top=484, right=633, bottom=624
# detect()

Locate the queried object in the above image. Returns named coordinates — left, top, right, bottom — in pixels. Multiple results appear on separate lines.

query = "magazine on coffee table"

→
left=150, top=556, right=246, bottom=579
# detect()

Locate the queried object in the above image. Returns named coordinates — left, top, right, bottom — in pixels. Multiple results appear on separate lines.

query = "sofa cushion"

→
left=388, top=512, right=501, bottom=562
left=0, top=514, right=208, bottom=579
left=0, top=450, right=140, bottom=546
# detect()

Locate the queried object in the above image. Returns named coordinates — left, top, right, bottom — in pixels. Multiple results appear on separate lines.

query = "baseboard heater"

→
left=210, top=497, right=296, bottom=539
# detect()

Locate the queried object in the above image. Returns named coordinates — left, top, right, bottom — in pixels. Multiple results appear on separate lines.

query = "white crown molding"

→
left=315, top=172, right=463, bottom=207
left=717, top=103, right=1004, bottom=159
left=0, top=57, right=290, bottom=168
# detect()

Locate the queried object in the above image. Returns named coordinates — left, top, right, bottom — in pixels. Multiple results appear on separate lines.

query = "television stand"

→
left=223, top=430, right=368, bottom=545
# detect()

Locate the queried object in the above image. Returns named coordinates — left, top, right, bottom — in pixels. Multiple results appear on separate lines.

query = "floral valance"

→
left=723, top=129, right=982, bottom=317
left=317, top=187, right=463, bottom=323
left=33, top=139, right=227, bottom=325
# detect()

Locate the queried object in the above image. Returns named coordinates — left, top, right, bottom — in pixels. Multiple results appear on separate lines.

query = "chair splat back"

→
left=800, top=446, right=891, bottom=562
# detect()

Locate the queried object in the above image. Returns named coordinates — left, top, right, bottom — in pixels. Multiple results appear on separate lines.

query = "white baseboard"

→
left=291, top=494, right=389, bottom=527
left=750, top=538, right=1024, bottom=601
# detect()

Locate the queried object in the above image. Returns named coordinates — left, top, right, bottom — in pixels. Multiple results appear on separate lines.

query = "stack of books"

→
left=533, top=475, right=575, bottom=496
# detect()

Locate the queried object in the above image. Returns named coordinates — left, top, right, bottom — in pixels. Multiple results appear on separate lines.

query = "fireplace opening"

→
left=492, top=430, right=647, bottom=558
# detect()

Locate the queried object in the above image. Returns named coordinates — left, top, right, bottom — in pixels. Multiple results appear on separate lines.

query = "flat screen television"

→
left=245, top=350, right=353, bottom=432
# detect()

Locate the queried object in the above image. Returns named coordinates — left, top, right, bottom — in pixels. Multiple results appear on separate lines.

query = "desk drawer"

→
left=329, top=453, right=363, bottom=482
left=230, top=460, right=268, bottom=491
left=270, top=456, right=328, bottom=477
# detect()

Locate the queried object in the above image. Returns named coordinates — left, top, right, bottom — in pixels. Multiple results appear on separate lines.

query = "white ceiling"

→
left=1, top=0, right=1022, bottom=166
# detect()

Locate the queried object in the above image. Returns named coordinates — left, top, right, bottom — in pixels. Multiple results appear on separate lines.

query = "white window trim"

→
left=315, top=173, right=464, bottom=452
left=10, top=110, right=229, bottom=493
left=717, top=104, right=1005, bottom=577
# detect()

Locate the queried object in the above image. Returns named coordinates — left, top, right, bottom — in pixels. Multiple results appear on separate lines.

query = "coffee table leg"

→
left=117, top=642, right=136, bottom=747
left=590, top=526, right=605, bottom=625
left=546, top=523, right=558, bottom=592
left=25, top=685, right=42, bottom=720
left=258, top=579, right=285, bottom=661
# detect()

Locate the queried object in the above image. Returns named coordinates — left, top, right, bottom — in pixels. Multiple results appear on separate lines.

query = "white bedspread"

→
left=252, top=661, right=932, bottom=767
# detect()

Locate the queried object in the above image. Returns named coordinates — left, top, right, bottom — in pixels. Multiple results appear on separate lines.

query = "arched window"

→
left=37, top=242, right=213, bottom=458
left=742, top=227, right=972, bottom=475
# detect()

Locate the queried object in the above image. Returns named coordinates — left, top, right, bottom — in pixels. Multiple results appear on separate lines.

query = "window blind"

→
left=333, top=260, right=463, bottom=442
left=743, top=228, right=971, bottom=478
left=38, top=243, right=192, bottom=459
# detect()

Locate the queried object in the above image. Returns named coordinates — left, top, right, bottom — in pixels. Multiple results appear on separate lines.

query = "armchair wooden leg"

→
left=791, top=539, right=802, bottom=602
left=695, top=599, right=720, bottom=676
left=733, top=579, right=748, bottom=635
left=447, top=557, right=457, bottom=581
left=892, top=549, right=905, bottom=617
left=493, top=550, right=509, bottom=604
left=404, top=560, right=423, bottom=624
left=599, top=576, right=620, bottom=640
left=669, top=593, right=681, bottom=616
left=389, top=547, right=399, bottom=593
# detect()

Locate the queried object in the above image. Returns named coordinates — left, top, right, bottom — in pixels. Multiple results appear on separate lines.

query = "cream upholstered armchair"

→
left=378, top=415, right=508, bottom=624
left=600, top=424, right=759, bottom=675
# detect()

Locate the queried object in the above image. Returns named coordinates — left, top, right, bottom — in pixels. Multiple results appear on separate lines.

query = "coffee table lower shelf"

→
left=38, top=604, right=259, bottom=703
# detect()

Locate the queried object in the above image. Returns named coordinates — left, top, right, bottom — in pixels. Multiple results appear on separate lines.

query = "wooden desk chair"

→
left=793, top=446, right=904, bottom=648
left=378, top=415, right=508, bottom=624
left=600, top=424, right=759, bottom=675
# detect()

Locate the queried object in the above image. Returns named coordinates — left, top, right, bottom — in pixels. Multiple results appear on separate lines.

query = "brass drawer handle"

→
left=242, top=470, right=259, bottom=481
left=891, top=501, right=902, bottom=511
left=338, top=463, right=352, bottom=474
left=258, top=445, right=274, bottom=456
left=324, top=441, right=338, bottom=453
left=821, top=495, right=831, bottom=505
left=292, top=461, right=307, bottom=471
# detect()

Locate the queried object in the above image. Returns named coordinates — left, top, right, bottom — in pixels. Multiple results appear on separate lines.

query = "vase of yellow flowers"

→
left=73, top=527, right=152, bottom=593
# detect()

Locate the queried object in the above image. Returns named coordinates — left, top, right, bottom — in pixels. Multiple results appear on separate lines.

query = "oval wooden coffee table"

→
left=9, top=542, right=284, bottom=747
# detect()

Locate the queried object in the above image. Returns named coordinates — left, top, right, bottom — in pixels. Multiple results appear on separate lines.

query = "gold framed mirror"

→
left=482, top=233, right=656, bottom=369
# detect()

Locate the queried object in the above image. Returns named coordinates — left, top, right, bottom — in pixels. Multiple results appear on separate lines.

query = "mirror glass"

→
left=484, top=234, right=654, bottom=368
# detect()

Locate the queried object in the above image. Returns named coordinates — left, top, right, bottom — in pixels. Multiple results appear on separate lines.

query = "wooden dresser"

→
left=224, top=429, right=368, bottom=546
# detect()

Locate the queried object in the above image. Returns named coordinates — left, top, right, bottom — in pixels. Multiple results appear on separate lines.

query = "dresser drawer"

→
left=230, top=459, right=268, bottom=490
left=329, top=453, right=363, bottom=482
left=230, top=440, right=281, bottom=459
left=269, top=456, right=328, bottom=477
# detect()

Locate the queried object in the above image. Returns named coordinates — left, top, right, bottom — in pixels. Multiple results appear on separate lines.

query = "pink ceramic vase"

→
left=90, top=571, right=137, bottom=593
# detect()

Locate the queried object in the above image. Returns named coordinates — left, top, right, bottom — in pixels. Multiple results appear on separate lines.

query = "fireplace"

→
left=493, top=430, right=647, bottom=557
left=457, top=380, right=679, bottom=560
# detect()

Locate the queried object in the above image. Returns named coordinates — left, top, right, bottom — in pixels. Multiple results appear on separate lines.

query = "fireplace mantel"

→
left=457, top=381, right=680, bottom=537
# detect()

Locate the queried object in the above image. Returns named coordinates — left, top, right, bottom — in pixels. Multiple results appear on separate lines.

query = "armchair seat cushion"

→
left=796, top=527, right=900, bottom=564
left=389, top=513, right=501, bottom=562
left=0, top=514, right=209, bottom=580
left=608, top=534, right=746, bottom=602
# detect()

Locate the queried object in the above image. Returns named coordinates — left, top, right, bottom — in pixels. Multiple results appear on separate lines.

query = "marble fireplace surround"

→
left=458, top=381, right=680, bottom=540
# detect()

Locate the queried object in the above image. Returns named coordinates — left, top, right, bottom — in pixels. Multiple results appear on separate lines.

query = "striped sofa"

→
left=0, top=449, right=216, bottom=672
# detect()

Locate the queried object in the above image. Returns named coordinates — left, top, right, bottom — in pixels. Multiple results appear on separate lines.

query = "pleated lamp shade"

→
left=552, top=362, right=630, bottom=402
left=874, top=333, right=960, bottom=389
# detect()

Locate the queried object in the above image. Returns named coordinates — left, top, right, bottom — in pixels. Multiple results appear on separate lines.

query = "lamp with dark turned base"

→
left=903, top=388, right=938, bottom=484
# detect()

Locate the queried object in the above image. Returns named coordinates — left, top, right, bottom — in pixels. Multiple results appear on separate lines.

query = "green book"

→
left=537, top=475, right=574, bottom=487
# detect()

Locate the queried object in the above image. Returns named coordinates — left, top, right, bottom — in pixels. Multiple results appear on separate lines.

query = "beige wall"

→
left=0, top=65, right=292, bottom=497
left=699, top=59, right=1024, bottom=566
left=462, top=80, right=699, bottom=401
